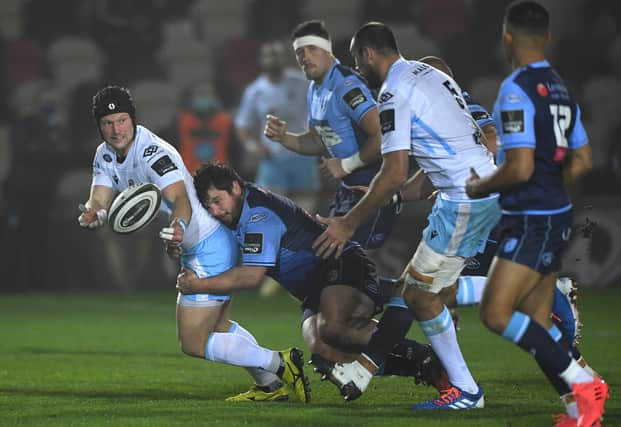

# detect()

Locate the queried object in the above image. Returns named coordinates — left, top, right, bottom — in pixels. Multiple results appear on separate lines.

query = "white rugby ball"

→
left=108, top=183, right=162, bottom=234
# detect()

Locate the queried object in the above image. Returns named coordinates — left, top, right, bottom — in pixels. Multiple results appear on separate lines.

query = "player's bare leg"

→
left=176, top=300, right=302, bottom=402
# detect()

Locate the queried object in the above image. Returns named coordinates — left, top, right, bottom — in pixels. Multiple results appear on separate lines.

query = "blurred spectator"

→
left=158, top=19, right=212, bottom=91
left=47, top=36, right=104, bottom=95
left=234, top=40, right=319, bottom=213
left=3, top=82, right=71, bottom=290
left=131, top=78, right=180, bottom=143
left=93, top=0, right=170, bottom=84
left=177, top=82, right=234, bottom=174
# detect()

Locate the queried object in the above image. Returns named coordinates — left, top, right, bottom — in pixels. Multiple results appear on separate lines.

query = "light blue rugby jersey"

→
left=307, top=61, right=380, bottom=187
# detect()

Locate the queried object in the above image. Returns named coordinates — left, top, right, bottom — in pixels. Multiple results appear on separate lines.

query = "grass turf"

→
left=0, top=289, right=619, bottom=427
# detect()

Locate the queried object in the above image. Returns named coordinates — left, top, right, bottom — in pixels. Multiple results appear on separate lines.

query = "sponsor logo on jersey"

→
left=143, top=145, right=158, bottom=157
left=503, top=237, right=518, bottom=253
left=378, top=91, right=394, bottom=104
left=103, top=154, right=112, bottom=162
left=471, top=111, right=490, bottom=121
left=464, top=257, right=481, bottom=270
left=536, top=83, right=549, bottom=97
left=379, top=109, right=395, bottom=134
left=151, top=155, right=178, bottom=176
left=541, top=252, right=553, bottom=266
left=501, top=110, right=524, bottom=133
left=248, top=213, right=268, bottom=224
left=243, top=233, right=263, bottom=254
left=343, top=87, right=367, bottom=110
left=504, top=92, right=522, bottom=103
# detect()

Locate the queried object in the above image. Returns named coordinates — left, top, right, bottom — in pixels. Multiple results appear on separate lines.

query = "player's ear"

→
left=503, top=31, right=512, bottom=47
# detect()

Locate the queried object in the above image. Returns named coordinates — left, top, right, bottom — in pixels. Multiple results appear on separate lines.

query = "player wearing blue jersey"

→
left=465, top=2, right=607, bottom=425
left=264, top=20, right=400, bottom=256
left=177, top=162, right=447, bottom=401
left=78, top=86, right=307, bottom=403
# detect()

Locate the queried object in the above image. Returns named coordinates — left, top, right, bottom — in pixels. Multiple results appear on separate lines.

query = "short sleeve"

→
left=569, top=104, right=588, bottom=149
left=494, top=80, right=536, bottom=150
left=145, top=151, right=185, bottom=190
left=378, top=89, right=411, bottom=154
left=239, top=209, right=285, bottom=267
left=335, top=78, right=376, bottom=124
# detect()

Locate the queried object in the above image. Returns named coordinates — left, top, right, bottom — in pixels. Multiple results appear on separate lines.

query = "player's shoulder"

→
left=94, top=141, right=114, bottom=164
left=133, top=126, right=173, bottom=160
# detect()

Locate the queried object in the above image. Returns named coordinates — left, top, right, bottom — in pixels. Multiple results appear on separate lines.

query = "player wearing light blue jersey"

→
left=78, top=86, right=308, bottom=403
left=316, top=23, right=504, bottom=410
left=465, top=2, right=607, bottom=425
left=264, top=21, right=400, bottom=255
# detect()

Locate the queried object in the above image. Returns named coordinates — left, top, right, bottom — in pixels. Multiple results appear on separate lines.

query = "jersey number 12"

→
left=549, top=104, right=571, bottom=163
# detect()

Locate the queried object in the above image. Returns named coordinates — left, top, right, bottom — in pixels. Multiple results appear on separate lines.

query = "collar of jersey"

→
left=525, top=59, right=550, bottom=69
left=317, top=59, right=341, bottom=90
left=387, top=56, right=407, bottom=78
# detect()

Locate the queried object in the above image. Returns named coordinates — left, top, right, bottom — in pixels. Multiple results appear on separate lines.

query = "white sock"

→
left=456, top=276, right=487, bottom=306
left=561, top=393, right=579, bottom=418
left=229, top=321, right=280, bottom=387
left=419, top=306, right=478, bottom=394
left=205, top=332, right=281, bottom=374
left=559, top=358, right=594, bottom=386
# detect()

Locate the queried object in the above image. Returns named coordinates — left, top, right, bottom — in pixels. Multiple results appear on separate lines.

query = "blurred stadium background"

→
left=0, top=0, right=620, bottom=292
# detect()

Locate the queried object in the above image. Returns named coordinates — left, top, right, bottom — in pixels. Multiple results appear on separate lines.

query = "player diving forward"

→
left=176, top=162, right=448, bottom=401
left=77, top=85, right=310, bottom=403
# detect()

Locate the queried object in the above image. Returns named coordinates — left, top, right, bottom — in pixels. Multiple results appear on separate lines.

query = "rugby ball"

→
left=108, top=183, right=162, bottom=234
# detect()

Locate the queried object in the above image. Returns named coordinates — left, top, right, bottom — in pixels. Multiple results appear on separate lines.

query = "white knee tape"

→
left=405, top=240, right=466, bottom=293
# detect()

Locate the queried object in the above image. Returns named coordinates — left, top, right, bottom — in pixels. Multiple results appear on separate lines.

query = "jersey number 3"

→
left=549, top=104, right=571, bottom=163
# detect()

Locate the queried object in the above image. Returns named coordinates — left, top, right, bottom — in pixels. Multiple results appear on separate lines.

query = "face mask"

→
left=192, top=96, right=221, bottom=113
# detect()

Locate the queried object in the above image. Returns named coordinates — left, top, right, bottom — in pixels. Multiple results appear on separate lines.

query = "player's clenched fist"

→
left=264, top=114, right=287, bottom=142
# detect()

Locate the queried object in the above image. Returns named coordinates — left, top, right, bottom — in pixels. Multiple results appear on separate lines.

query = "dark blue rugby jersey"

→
left=493, top=60, right=588, bottom=214
left=234, top=183, right=355, bottom=300
left=307, top=61, right=380, bottom=187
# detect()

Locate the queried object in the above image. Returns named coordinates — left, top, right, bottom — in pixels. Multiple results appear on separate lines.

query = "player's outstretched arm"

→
left=77, top=185, right=115, bottom=229
left=176, top=265, right=269, bottom=295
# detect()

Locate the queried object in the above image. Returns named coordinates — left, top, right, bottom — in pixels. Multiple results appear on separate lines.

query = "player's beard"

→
left=359, top=64, right=382, bottom=90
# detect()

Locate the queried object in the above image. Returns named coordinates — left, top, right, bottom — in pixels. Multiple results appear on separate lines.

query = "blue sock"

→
left=542, top=325, right=572, bottom=396
left=502, top=311, right=572, bottom=388
left=363, top=299, right=413, bottom=367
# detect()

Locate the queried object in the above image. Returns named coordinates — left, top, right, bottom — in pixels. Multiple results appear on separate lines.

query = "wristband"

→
left=341, top=152, right=365, bottom=174
left=171, top=218, right=188, bottom=233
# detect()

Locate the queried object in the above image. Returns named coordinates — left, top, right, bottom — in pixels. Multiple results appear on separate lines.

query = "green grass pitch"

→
left=0, top=289, right=619, bottom=426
